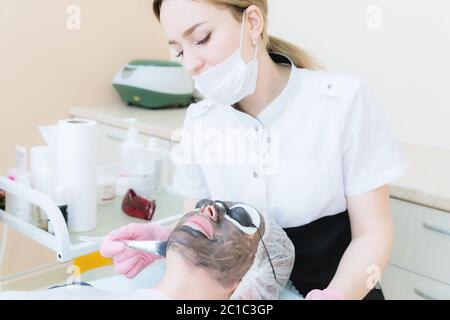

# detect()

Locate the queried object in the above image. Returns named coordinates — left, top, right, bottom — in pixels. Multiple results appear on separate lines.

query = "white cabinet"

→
left=418, top=207, right=450, bottom=283
left=382, top=264, right=450, bottom=300
left=382, top=198, right=450, bottom=299
left=389, top=199, right=423, bottom=271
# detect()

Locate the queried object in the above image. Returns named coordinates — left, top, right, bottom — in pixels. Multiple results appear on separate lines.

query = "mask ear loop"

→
left=239, top=9, right=247, bottom=54
left=239, top=9, right=259, bottom=61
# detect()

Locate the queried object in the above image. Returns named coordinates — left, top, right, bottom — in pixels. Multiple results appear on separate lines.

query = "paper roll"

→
left=57, top=119, right=98, bottom=232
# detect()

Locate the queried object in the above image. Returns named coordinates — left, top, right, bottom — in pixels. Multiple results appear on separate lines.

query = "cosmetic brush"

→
left=124, top=240, right=167, bottom=257
left=78, top=236, right=167, bottom=257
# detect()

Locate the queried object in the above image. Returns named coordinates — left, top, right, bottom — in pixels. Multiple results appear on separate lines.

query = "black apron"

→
left=283, top=210, right=385, bottom=300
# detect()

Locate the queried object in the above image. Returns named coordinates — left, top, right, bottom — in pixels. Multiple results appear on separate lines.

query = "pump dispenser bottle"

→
left=120, top=118, right=144, bottom=176
left=116, top=118, right=145, bottom=197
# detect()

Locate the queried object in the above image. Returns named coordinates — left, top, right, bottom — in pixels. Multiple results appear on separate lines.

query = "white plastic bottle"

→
left=117, top=118, right=144, bottom=197
left=128, top=149, right=156, bottom=200
left=120, top=118, right=144, bottom=177
left=6, top=171, right=33, bottom=223
left=5, top=146, right=34, bottom=223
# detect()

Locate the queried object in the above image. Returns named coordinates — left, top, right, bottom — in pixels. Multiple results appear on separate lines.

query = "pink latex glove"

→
left=305, top=288, right=345, bottom=300
left=100, top=223, right=170, bottom=279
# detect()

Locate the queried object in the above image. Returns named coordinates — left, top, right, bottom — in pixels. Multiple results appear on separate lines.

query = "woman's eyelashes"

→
left=195, top=32, right=211, bottom=46
left=176, top=33, right=212, bottom=58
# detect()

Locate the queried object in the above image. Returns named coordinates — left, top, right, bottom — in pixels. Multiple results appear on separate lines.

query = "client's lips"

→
left=183, top=215, right=214, bottom=239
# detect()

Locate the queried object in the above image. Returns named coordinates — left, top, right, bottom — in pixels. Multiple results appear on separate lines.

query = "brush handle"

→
left=79, top=236, right=167, bottom=257
left=124, top=240, right=167, bottom=257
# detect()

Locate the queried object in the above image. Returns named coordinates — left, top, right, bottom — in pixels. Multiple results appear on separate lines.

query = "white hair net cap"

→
left=229, top=212, right=295, bottom=300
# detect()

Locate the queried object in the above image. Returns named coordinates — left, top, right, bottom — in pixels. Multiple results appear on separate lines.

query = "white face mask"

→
left=192, top=10, right=259, bottom=106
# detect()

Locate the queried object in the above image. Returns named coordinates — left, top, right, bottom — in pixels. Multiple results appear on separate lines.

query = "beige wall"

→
left=0, top=0, right=168, bottom=278
left=269, top=0, right=450, bottom=150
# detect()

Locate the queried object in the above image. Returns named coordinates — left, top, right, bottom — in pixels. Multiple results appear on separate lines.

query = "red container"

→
left=121, top=189, right=156, bottom=221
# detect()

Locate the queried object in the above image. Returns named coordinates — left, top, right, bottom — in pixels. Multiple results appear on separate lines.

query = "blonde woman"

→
left=101, top=0, right=406, bottom=300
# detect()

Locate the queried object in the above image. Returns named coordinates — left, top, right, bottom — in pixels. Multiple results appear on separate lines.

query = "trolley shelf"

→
left=0, top=176, right=183, bottom=262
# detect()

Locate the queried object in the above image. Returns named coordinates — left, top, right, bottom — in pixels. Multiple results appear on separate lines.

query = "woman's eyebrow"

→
left=168, top=21, right=209, bottom=45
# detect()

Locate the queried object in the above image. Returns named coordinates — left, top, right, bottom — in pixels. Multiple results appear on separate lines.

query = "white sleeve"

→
left=342, top=80, right=408, bottom=197
left=170, top=108, right=211, bottom=200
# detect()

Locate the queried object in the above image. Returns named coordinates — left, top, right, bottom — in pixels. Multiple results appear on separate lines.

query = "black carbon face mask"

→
left=194, top=199, right=277, bottom=282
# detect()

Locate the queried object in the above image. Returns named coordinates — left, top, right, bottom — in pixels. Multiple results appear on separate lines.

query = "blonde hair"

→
left=153, top=0, right=321, bottom=69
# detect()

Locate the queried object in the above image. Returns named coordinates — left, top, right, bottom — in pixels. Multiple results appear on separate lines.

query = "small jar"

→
left=96, top=165, right=118, bottom=204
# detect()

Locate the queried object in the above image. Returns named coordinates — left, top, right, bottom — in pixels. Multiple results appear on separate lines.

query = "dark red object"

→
left=121, top=189, right=156, bottom=221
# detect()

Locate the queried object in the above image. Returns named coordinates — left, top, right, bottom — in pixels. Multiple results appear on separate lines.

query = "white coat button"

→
left=253, top=171, right=258, bottom=178
left=255, top=126, right=260, bottom=132
left=321, top=81, right=343, bottom=98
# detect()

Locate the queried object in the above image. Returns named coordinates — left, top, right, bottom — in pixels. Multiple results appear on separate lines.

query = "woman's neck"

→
left=153, top=254, right=234, bottom=300
left=234, top=50, right=292, bottom=118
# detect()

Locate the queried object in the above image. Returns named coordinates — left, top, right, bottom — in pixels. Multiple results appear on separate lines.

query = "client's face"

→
left=167, top=200, right=265, bottom=288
